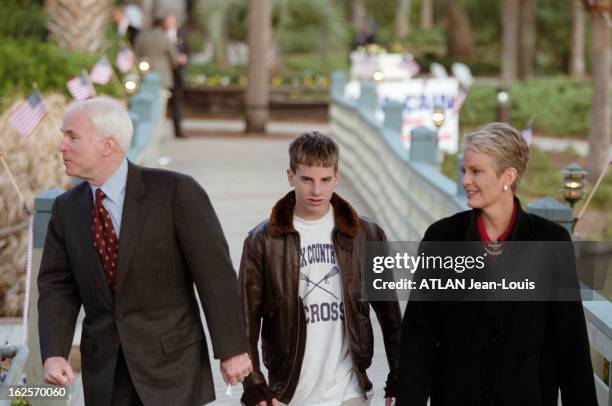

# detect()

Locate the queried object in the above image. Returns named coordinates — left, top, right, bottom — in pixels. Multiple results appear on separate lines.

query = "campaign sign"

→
left=345, top=78, right=460, bottom=154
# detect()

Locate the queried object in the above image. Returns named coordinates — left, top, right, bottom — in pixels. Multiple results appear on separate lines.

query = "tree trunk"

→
left=569, top=0, right=586, bottom=78
left=519, top=0, right=538, bottom=78
left=501, top=0, right=521, bottom=83
left=47, top=0, right=112, bottom=53
left=394, top=0, right=411, bottom=41
left=352, top=0, right=368, bottom=33
left=420, top=0, right=433, bottom=29
left=443, top=0, right=475, bottom=60
left=245, top=0, right=271, bottom=133
left=587, top=7, right=611, bottom=181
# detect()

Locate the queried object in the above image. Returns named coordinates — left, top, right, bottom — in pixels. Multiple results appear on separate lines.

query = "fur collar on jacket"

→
left=269, top=191, right=359, bottom=238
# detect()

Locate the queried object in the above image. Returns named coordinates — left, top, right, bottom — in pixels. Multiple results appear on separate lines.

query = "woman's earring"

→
left=503, top=185, right=508, bottom=191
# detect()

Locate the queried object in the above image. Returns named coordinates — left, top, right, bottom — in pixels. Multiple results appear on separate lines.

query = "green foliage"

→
left=510, top=76, right=592, bottom=135
left=535, top=0, right=573, bottom=74
left=275, top=0, right=350, bottom=53
left=0, top=37, right=124, bottom=111
left=460, top=77, right=592, bottom=137
left=0, top=0, right=47, bottom=39
left=195, top=0, right=350, bottom=60
left=281, top=52, right=348, bottom=75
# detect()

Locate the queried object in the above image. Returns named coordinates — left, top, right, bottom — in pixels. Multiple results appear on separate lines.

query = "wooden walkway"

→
left=1, top=129, right=396, bottom=405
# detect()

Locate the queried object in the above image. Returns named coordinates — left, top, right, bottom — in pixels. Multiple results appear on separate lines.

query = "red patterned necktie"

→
left=92, top=189, right=119, bottom=292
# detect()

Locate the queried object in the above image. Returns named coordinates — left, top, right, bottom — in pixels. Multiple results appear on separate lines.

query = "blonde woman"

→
left=398, top=123, right=597, bottom=406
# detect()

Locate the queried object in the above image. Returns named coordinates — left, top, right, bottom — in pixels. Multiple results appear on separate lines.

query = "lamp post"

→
left=496, top=86, right=511, bottom=122
left=560, top=163, right=588, bottom=231
left=137, top=60, right=151, bottom=75
left=432, top=106, right=445, bottom=166
left=123, top=72, right=140, bottom=95
left=432, top=106, right=445, bottom=129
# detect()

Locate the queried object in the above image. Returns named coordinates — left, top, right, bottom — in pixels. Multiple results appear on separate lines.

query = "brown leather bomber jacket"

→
left=239, top=191, right=402, bottom=405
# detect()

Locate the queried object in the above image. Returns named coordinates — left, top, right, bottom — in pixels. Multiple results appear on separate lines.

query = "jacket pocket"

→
left=261, top=300, right=286, bottom=354
left=357, top=301, right=374, bottom=369
left=160, top=323, right=203, bottom=354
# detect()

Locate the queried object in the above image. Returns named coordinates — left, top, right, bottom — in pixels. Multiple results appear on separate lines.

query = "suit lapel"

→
left=115, top=162, right=147, bottom=296
left=76, top=185, right=114, bottom=306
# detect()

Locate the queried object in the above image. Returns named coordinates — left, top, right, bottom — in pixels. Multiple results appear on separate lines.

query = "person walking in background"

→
left=162, top=13, right=189, bottom=139
left=111, top=3, right=143, bottom=46
left=134, top=14, right=187, bottom=138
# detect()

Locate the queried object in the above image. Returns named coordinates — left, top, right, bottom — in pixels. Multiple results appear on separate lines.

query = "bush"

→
left=460, top=77, right=592, bottom=137
left=0, top=0, right=47, bottom=39
left=0, top=38, right=124, bottom=112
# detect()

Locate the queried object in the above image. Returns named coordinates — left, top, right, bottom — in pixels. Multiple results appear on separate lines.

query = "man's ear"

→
left=102, top=137, right=115, bottom=157
left=287, top=168, right=295, bottom=187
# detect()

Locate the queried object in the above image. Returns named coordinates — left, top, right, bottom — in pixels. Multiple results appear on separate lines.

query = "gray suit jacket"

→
left=38, top=162, right=248, bottom=406
left=134, top=27, right=177, bottom=89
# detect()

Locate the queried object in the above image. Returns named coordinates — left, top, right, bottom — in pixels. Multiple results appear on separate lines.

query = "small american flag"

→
left=67, top=73, right=96, bottom=100
left=9, top=91, right=48, bottom=137
left=116, top=47, right=135, bottom=73
left=90, top=57, right=113, bottom=85
left=452, top=91, right=467, bottom=113
left=521, top=115, right=535, bottom=145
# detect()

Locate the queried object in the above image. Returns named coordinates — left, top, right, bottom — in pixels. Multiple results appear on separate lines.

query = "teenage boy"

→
left=239, top=131, right=401, bottom=405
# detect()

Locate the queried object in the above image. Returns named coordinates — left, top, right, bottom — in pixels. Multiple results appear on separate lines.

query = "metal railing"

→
left=0, top=345, right=29, bottom=406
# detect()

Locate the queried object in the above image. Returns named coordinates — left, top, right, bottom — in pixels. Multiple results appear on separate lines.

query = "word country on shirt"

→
left=300, top=243, right=336, bottom=267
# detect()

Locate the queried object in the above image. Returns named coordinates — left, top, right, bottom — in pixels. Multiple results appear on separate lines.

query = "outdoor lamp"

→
left=124, top=73, right=140, bottom=94
left=373, top=71, right=384, bottom=81
left=560, top=163, right=588, bottom=208
left=432, top=107, right=445, bottom=129
left=138, top=60, right=150, bottom=74
left=496, top=86, right=511, bottom=122
left=496, top=89, right=510, bottom=105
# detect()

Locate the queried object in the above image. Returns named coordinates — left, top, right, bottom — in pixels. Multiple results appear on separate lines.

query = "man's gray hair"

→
left=66, top=97, right=133, bottom=153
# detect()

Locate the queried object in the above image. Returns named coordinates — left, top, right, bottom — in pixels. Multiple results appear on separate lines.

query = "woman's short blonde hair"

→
left=461, top=122, right=529, bottom=191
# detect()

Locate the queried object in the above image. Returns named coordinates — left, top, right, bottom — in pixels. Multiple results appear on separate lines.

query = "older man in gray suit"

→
left=38, top=97, right=252, bottom=405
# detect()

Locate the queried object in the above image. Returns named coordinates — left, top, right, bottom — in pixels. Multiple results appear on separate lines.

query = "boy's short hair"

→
left=288, top=131, right=339, bottom=172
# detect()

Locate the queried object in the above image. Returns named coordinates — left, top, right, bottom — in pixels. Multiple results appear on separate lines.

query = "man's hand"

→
left=43, top=356, right=74, bottom=385
left=220, top=352, right=253, bottom=385
left=385, top=397, right=396, bottom=406
left=256, top=399, right=280, bottom=406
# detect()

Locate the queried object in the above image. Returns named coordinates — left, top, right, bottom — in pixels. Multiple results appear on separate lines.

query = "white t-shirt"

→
left=290, top=206, right=361, bottom=406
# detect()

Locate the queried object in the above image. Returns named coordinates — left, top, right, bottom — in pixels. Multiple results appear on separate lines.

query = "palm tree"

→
left=195, top=0, right=245, bottom=66
left=245, top=0, right=271, bottom=133
left=46, top=0, right=112, bottom=53
left=587, top=3, right=610, bottom=181
left=519, top=0, right=538, bottom=78
left=394, top=0, right=412, bottom=41
left=420, top=0, right=433, bottom=29
left=443, top=0, right=475, bottom=60
left=501, top=0, right=520, bottom=83
left=196, top=0, right=349, bottom=63
left=570, top=0, right=586, bottom=79
left=351, top=0, right=367, bottom=34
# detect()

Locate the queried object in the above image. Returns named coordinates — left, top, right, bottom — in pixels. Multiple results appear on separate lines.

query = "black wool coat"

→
left=398, top=200, right=597, bottom=406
